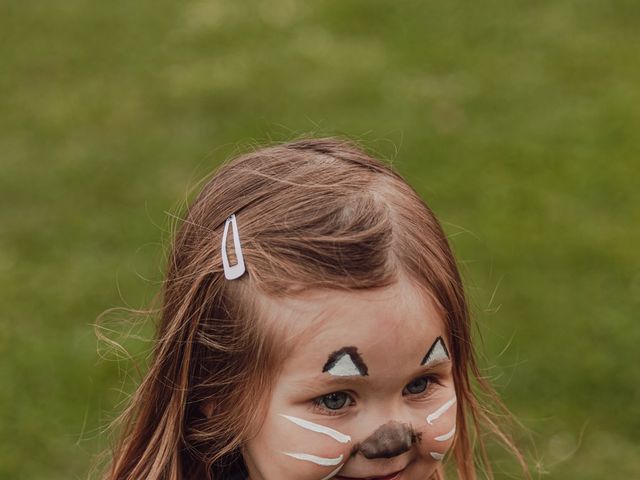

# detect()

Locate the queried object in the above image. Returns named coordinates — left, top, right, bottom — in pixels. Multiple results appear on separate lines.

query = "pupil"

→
left=322, top=392, right=347, bottom=410
left=407, top=378, right=428, bottom=394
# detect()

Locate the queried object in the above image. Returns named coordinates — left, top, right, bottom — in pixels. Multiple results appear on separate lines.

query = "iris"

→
left=404, top=377, right=430, bottom=395
left=321, top=392, right=350, bottom=410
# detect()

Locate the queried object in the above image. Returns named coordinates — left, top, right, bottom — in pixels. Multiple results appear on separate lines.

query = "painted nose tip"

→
left=359, top=420, right=414, bottom=459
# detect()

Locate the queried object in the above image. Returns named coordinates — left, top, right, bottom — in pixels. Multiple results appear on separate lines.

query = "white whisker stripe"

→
left=282, top=452, right=343, bottom=466
left=280, top=414, right=351, bottom=443
left=434, top=425, right=456, bottom=442
left=430, top=451, right=445, bottom=461
left=326, top=354, right=362, bottom=377
left=426, top=396, right=457, bottom=425
left=321, top=464, right=344, bottom=480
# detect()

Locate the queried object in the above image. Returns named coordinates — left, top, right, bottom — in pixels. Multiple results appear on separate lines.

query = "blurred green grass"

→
left=1, top=1, right=639, bottom=478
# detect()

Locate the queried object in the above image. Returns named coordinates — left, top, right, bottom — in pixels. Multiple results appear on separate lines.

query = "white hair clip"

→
left=221, top=213, right=246, bottom=280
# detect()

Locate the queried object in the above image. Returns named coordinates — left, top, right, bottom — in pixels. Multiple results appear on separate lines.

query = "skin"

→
left=242, top=274, right=457, bottom=480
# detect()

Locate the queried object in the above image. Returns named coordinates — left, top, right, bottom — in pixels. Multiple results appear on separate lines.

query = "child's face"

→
left=243, top=277, right=457, bottom=480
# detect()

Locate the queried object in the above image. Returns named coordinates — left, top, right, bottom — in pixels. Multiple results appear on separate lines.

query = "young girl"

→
left=104, top=137, right=528, bottom=479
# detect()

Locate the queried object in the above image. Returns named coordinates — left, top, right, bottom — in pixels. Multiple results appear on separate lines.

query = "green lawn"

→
left=1, top=1, right=638, bottom=478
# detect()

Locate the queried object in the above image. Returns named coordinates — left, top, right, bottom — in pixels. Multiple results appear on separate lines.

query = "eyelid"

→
left=415, top=363, right=452, bottom=385
left=427, top=373, right=445, bottom=387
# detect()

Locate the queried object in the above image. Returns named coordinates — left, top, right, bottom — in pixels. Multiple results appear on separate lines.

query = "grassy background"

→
left=1, top=1, right=639, bottom=478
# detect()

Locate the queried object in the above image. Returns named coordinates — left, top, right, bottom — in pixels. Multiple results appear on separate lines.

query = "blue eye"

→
left=321, top=392, right=350, bottom=410
left=403, top=377, right=430, bottom=395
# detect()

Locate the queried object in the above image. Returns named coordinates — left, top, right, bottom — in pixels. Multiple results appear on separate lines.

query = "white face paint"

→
left=279, top=414, right=351, bottom=443
left=282, top=452, right=343, bottom=466
left=320, top=465, right=343, bottom=480
left=277, top=414, right=349, bottom=478
left=430, top=451, right=445, bottom=461
left=426, top=396, right=457, bottom=425
left=322, top=346, right=368, bottom=377
left=421, top=336, right=449, bottom=367
left=325, top=353, right=362, bottom=376
left=426, top=395, right=457, bottom=462
left=434, top=425, right=456, bottom=442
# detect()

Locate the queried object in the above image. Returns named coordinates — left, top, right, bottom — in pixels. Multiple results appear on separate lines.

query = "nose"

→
left=358, top=420, right=415, bottom=459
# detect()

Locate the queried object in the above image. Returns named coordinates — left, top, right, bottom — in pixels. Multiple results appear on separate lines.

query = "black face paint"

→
left=420, top=336, right=450, bottom=366
left=322, top=346, right=369, bottom=376
left=358, top=421, right=415, bottom=459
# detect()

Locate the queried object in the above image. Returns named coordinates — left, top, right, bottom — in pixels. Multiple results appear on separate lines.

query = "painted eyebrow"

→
left=322, top=346, right=369, bottom=377
left=421, top=336, right=450, bottom=366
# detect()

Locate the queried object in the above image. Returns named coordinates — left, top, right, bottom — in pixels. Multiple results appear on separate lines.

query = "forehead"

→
left=260, top=277, right=446, bottom=377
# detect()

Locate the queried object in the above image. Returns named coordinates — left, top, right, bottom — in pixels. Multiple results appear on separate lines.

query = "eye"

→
left=312, top=391, right=355, bottom=414
left=403, top=376, right=431, bottom=395
left=321, top=392, right=351, bottom=410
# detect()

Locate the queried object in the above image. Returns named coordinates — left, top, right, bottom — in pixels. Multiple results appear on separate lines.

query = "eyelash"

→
left=310, top=375, right=442, bottom=416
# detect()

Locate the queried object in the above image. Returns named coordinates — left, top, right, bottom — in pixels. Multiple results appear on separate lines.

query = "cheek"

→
left=281, top=428, right=351, bottom=478
left=413, top=393, right=457, bottom=462
left=246, top=413, right=353, bottom=480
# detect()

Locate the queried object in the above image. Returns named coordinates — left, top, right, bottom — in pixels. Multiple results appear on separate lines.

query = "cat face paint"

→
left=424, top=396, right=457, bottom=461
left=417, top=338, right=456, bottom=462
left=358, top=420, right=414, bottom=459
left=277, top=415, right=351, bottom=477
left=426, top=396, right=456, bottom=425
left=421, top=336, right=449, bottom=367
left=280, top=414, right=351, bottom=443
left=242, top=276, right=458, bottom=480
left=322, top=346, right=368, bottom=377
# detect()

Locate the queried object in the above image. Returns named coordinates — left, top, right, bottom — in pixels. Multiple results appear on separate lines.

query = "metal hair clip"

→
left=221, top=213, right=246, bottom=280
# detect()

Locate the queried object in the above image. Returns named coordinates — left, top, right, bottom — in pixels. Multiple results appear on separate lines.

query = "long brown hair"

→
left=101, top=137, right=529, bottom=479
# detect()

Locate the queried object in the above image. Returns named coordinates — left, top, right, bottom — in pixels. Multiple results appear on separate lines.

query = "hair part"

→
left=101, top=136, right=530, bottom=479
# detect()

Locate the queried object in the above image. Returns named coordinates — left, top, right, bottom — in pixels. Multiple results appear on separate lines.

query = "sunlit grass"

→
left=1, top=1, right=638, bottom=478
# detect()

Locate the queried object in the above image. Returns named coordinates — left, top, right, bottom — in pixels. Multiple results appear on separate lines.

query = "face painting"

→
left=242, top=275, right=457, bottom=480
